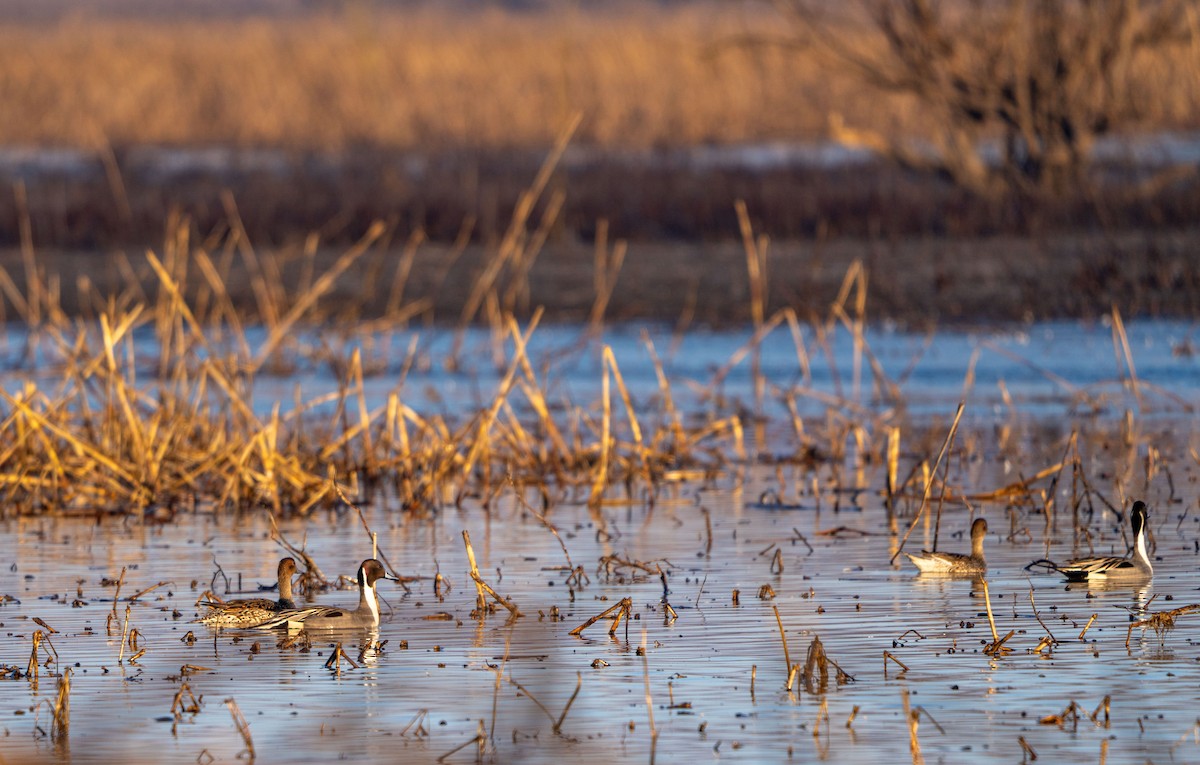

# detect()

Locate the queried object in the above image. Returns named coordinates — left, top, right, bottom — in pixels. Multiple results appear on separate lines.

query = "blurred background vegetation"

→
left=0, top=0, right=1195, bottom=323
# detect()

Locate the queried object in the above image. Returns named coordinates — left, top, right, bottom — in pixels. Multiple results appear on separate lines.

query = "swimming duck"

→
left=197, top=557, right=298, bottom=627
left=1059, top=500, right=1153, bottom=581
left=905, top=517, right=988, bottom=575
left=254, top=559, right=399, bottom=630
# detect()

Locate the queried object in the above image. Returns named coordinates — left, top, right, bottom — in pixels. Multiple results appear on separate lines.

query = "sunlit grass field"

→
left=1, top=1, right=1197, bottom=153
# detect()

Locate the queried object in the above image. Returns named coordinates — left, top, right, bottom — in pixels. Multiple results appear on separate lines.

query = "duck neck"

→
left=359, top=580, right=380, bottom=625
left=278, top=573, right=295, bottom=608
left=1134, top=527, right=1152, bottom=571
left=971, top=534, right=985, bottom=559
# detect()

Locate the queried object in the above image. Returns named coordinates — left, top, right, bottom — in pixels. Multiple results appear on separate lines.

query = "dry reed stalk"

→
left=323, top=642, right=360, bottom=676
left=1110, top=305, right=1143, bottom=412
left=118, top=605, right=132, bottom=663
left=902, top=688, right=924, bottom=765
left=589, top=344, right=613, bottom=510
left=1027, top=586, right=1058, bottom=645
left=980, top=580, right=1014, bottom=657
left=830, top=259, right=867, bottom=401
left=501, top=663, right=580, bottom=735
left=453, top=114, right=579, bottom=357
left=554, top=672, right=583, bottom=733
left=883, top=650, right=908, bottom=676
left=399, top=709, right=430, bottom=738
left=640, top=628, right=658, bottom=760
left=587, top=220, right=627, bottom=336
left=224, top=698, right=255, bottom=760
left=1079, top=614, right=1099, bottom=641
left=772, top=604, right=793, bottom=691
left=253, top=221, right=385, bottom=371
left=892, top=402, right=965, bottom=562
left=462, top=529, right=522, bottom=619
left=49, top=666, right=71, bottom=740
left=735, top=199, right=770, bottom=411
left=437, top=721, right=486, bottom=764
left=1126, top=603, right=1200, bottom=647
left=171, top=681, right=202, bottom=734
left=568, top=598, right=633, bottom=637
left=461, top=310, right=543, bottom=481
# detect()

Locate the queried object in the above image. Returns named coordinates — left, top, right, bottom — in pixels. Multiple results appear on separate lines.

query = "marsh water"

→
left=3, top=319, right=1200, bottom=764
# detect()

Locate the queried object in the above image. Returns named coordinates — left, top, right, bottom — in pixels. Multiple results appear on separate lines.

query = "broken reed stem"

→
left=322, top=642, right=360, bottom=676
left=980, top=579, right=1015, bottom=656
left=110, top=566, right=126, bottom=619
left=118, top=605, right=131, bottom=663
left=883, top=650, right=909, bottom=676
left=127, top=581, right=169, bottom=601
left=224, top=698, right=255, bottom=760
left=1080, top=614, right=1099, bottom=641
left=982, top=579, right=999, bottom=642
left=1110, top=305, right=1142, bottom=413
left=490, top=631, right=512, bottom=745
left=462, top=529, right=522, bottom=618
left=437, top=722, right=486, bottom=764
left=1126, top=603, right=1200, bottom=647
left=641, top=629, right=658, bottom=756
left=1028, top=585, right=1057, bottom=644
left=52, top=667, right=71, bottom=742
left=893, top=402, right=965, bottom=563
left=554, top=672, right=583, bottom=733
left=902, top=687, right=924, bottom=765
left=568, top=598, right=632, bottom=637
left=772, top=604, right=793, bottom=691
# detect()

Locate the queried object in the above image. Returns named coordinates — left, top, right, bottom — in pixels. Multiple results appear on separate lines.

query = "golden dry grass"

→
left=1, top=3, right=1193, bottom=153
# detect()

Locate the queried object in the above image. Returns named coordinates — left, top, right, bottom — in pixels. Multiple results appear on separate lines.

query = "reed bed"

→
left=0, top=163, right=991, bottom=519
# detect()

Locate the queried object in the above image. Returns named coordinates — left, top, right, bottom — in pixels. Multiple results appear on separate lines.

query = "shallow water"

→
left=2, top=453, right=1200, bottom=765
left=7, top=318, right=1195, bottom=424
left=2, top=318, right=1200, bottom=764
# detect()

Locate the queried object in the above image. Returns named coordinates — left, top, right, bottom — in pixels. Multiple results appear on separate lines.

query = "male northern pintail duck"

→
left=254, top=559, right=399, bottom=630
left=1058, top=500, right=1153, bottom=581
left=905, top=517, right=988, bottom=575
left=197, top=557, right=298, bottom=627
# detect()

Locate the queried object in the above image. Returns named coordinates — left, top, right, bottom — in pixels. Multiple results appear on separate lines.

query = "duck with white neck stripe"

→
left=1058, top=500, right=1154, bottom=581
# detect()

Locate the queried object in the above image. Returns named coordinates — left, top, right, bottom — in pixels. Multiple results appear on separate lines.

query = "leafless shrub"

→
left=774, top=0, right=1198, bottom=197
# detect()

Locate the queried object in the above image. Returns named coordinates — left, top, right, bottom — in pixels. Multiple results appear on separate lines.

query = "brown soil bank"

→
left=9, top=227, right=1198, bottom=328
